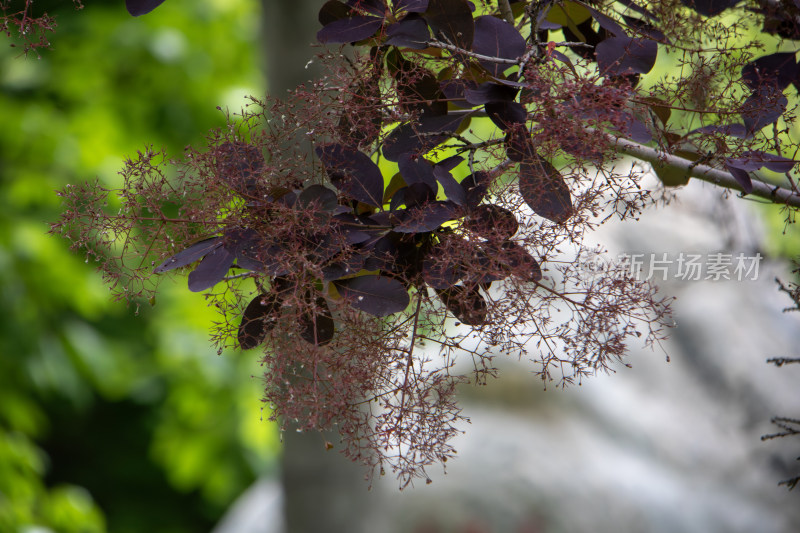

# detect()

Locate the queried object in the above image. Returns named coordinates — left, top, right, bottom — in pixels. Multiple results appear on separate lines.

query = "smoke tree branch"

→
left=599, top=130, right=800, bottom=209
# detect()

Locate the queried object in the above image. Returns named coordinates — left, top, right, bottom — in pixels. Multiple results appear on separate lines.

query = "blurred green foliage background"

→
left=0, top=1, right=280, bottom=531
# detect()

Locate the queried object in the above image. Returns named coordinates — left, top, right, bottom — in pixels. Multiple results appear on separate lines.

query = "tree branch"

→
left=497, top=0, right=515, bottom=24
left=598, top=130, right=800, bottom=209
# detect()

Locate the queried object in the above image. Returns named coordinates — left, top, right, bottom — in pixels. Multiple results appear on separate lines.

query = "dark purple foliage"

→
left=187, top=246, right=236, bottom=292
left=316, top=143, right=385, bottom=206
left=471, top=15, right=526, bottom=77
left=385, top=16, right=431, bottom=49
left=596, top=37, right=658, bottom=76
left=382, top=112, right=466, bottom=161
left=519, top=157, right=573, bottom=223
left=435, top=285, right=488, bottom=326
left=433, top=165, right=467, bottom=205
left=126, top=0, right=166, bottom=16
left=395, top=0, right=429, bottom=12
left=335, top=275, right=411, bottom=316
left=485, top=100, right=527, bottom=131
left=317, top=15, right=384, bottom=44
left=741, top=86, right=788, bottom=134
left=153, top=237, right=222, bottom=273
left=299, top=297, right=335, bottom=345
left=398, top=153, right=438, bottom=192
left=238, top=293, right=280, bottom=349
left=424, top=0, right=474, bottom=50
left=463, top=82, right=517, bottom=105
left=679, top=0, right=737, bottom=16
left=742, top=52, right=798, bottom=92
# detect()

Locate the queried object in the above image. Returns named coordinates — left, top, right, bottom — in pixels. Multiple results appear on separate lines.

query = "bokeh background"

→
left=0, top=1, right=278, bottom=531
left=2, top=1, right=799, bottom=532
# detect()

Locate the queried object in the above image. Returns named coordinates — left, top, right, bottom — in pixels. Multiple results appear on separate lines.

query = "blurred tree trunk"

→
left=259, top=2, right=377, bottom=532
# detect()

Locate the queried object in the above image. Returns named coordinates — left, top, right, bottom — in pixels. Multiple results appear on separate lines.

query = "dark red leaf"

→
left=424, top=0, right=474, bottom=50
left=316, top=144, right=385, bottom=207
left=126, top=0, right=166, bottom=16
left=335, top=275, right=410, bottom=316
left=299, top=297, right=335, bottom=346
left=519, top=157, right=573, bottom=223
left=505, top=127, right=535, bottom=162
left=187, top=246, right=236, bottom=292
left=238, top=293, right=281, bottom=350
left=440, top=78, right=478, bottom=108
left=493, top=241, right=542, bottom=282
left=435, top=285, right=488, bottom=326
left=588, top=8, right=626, bottom=36
left=154, top=237, right=222, bottom=273
left=466, top=204, right=518, bottom=241
left=596, top=37, right=658, bottom=75
left=690, top=123, right=749, bottom=138
left=472, top=15, right=526, bottom=77
left=317, top=15, right=384, bottom=44
left=622, top=16, right=667, bottom=42
left=423, top=247, right=463, bottom=289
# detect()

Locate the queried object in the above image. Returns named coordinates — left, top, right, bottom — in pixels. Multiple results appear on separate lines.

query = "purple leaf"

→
left=596, top=37, right=658, bottom=75
left=729, top=151, right=797, bottom=173
left=299, top=297, right=335, bottom=345
left=335, top=275, right=410, bottom=316
left=154, top=237, right=222, bottom=273
left=485, top=101, right=527, bottom=131
left=742, top=52, right=798, bottom=91
left=319, top=0, right=353, bottom=25
left=297, top=184, right=339, bottom=212
left=505, top=126, right=535, bottom=162
left=622, top=16, right=667, bottom=42
left=382, top=112, right=466, bottom=161
left=472, top=15, right=526, bottom=77
left=435, top=285, right=488, bottom=326
left=317, top=15, right=384, bottom=44
left=723, top=161, right=754, bottom=194
left=395, top=0, right=429, bottom=12
left=322, top=252, right=367, bottom=281
left=433, top=165, right=467, bottom=205
left=316, top=144, right=385, bottom=207
left=187, top=246, right=236, bottom=292
left=588, top=8, right=626, bottom=36
left=385, top=16, right=431, bottom=48
left=679, top=0, right=737, bottom=16
left=424, top=0, right=474, bottom=50
left=690, top=123, right=748, bottom=138
left=466, top=204, right=519, bottom=241
left=464, top=82, right=517, bottom=105
left=620, top=113, right=652, bottom=144
left=126, top=0, right=166, bottom=16
left=519, top=157, right=573, bottom=223
left=495, top=241, right=542, bottom=282
left=238, top=293, right=280, bottom=350
left=615, top=0, right=659, bottom=21
left=461, top=171, right=491, bottom=207
left=398, top=153, right=438, bottom=192
left=741, top=86, right=788, bottom=134
left=394, top=202, right=458, bottom=232
left=346, top=0, right=386, bottom=16
left=440, top=78, right=478, bottom=108
left=422, top=243, right=464, bottom=289
left=436, top=155, right=463, bottom=171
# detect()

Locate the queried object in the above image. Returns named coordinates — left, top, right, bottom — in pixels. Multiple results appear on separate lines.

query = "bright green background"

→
left=0, top=1, right=279, bottom=532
